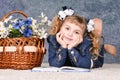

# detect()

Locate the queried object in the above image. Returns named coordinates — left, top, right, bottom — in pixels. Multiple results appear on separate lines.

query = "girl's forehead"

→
left=63, top=21, right=84, bottom=28
left=62, top=22, right=82, bottom=30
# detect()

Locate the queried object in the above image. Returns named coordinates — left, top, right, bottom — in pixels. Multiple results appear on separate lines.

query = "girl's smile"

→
left=62, top=35, right=73, bottom=44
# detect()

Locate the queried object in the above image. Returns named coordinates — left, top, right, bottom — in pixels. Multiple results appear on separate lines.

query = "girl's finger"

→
left=59, top=33, right=64, bottom=40
left=56, top=32, right=61, bottom=38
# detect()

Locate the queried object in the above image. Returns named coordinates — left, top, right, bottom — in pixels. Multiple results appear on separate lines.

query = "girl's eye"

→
left=66, top=27, right=69, bottom=30
left=75, top=31, right=80, bottom=34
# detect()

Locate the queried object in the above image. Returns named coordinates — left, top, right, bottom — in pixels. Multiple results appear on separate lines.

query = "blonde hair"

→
left=88, top=32, right=101, bottom=58
left=49, top=14, right=100, bottom=58
left=49, top=14, right=87, bottom=35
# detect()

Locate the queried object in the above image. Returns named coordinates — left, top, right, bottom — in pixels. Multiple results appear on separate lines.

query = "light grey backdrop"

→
left=0, top=0, right=120, bottom=63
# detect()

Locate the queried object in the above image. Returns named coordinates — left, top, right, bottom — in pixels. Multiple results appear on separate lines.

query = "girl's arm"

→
left=47, top=35, right=67, bottom=67
left=68, top=38, right=92, bottom=69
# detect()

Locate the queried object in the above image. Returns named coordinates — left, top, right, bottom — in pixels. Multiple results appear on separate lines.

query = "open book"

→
left=31, top=66, right=90, bottom=72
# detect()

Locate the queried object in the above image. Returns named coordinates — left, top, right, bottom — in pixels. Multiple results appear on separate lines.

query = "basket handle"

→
left=1, top=10, right=28, bottom=22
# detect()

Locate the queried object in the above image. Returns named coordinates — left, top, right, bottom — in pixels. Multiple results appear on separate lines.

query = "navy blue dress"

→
left=47, top=35, right=105, bottom=69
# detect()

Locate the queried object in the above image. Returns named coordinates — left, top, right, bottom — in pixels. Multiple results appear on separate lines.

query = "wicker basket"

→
left=0, top=10, right=45, bottom=70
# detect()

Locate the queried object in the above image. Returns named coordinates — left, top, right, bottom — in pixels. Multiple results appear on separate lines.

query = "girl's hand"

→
left=68, top=36, right=83, bottom=50
left=56, top=32, right=67, bottom=48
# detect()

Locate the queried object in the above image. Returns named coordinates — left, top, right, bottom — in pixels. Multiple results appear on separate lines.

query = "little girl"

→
left=47, top=7, right=116, bottom=69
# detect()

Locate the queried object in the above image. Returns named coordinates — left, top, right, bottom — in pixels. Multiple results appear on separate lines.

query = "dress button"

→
left=71, top=51, right=74, bottom=54
left=58, top=48, right=61, bottom=52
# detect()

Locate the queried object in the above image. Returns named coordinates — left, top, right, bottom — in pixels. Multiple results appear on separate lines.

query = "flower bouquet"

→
left=0, top=10, right=51, bottom=69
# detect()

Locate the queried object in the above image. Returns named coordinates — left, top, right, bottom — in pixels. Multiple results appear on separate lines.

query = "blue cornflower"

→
left=23, top=17, right=32, bottom=26
left=23, top=28, right=32, bottom=37
left=13, top=21, right=23, bottom=29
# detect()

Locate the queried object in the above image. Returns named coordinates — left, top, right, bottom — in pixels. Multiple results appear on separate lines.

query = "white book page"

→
left=31, top=67, right=60, bottom=72
left=31, top=66, right=90, bottom=72
left=60, top=66, right=90, bottom=72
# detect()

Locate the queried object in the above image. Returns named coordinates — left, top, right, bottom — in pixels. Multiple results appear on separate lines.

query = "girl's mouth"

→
left=63, top=36, right=73, bottom=43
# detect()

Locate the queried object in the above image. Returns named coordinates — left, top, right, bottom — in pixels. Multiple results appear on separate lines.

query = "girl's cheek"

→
left=59, top=30, right=64, bottom=34
left=74, top=35, right=81, bottom=41
left=73, top=38, right=78, bottom=42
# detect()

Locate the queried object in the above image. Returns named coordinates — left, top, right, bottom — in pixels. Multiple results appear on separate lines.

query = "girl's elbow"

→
left=49, top=60, right=63, bottom=67
left=77, top=61, right=91, bottom=69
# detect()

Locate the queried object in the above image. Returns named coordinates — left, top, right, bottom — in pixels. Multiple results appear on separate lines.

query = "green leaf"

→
left=8, top=28, right=23, bottom=38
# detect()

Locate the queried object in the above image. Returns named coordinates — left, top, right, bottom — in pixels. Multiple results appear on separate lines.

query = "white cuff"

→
left=91, top=59, right=94, bottom=68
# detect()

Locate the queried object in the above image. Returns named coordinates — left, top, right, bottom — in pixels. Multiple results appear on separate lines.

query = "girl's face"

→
left=59, top=21, right=84, bottom=45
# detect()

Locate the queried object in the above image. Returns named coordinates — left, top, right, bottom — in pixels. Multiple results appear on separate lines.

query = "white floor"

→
left=0, top=63, right=120, bottom=80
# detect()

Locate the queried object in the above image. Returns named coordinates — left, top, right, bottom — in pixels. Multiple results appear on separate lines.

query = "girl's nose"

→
left=68, top=31, right=73, bottom=36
